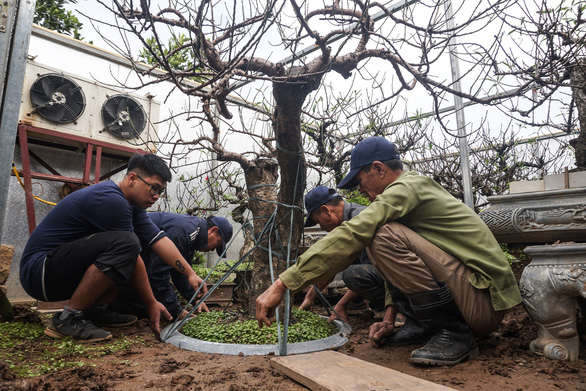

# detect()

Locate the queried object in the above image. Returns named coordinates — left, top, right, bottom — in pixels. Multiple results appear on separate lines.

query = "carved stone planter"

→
left=519, top=243, right=586, bottom=361
left=479, top=187, right=586, bottom=243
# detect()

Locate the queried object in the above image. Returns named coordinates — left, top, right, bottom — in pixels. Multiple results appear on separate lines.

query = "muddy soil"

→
left=1, top=301, right=585, bottom=391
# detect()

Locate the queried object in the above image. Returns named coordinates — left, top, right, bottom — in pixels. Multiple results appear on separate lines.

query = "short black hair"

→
left=314, top=194, right=344, bottom=215
left=362, top=158, right=403, bottom=172
left=127, top=153, right=172, bottom=182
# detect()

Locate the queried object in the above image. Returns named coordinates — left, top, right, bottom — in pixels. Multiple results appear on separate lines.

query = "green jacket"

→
left=281, top=171, right=522, bottom=311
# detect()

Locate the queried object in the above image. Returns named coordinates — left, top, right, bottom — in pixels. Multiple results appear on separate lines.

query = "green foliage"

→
left=500, top=243, right=518, bottom=264
left=192, top=260, right=250, bottom=284
left=0, top=321, right=45, bottom=348
left=34, top=0, right=84, bottom=41
left=138, top=34, right=208, bottom=83
left=500, top=243, right=528, bottom=264
left=0, top=320, right=145, bottom=378
left=342, top=189, right=371, bottom=206
left=182, top=307, right=337, bottom=344
left=192, top=251, right=207, bottom=266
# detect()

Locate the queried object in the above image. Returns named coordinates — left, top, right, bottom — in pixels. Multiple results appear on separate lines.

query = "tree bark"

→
left=245, top=76, right=322, bottom=318
left=244, top=158, right=279, bottom=317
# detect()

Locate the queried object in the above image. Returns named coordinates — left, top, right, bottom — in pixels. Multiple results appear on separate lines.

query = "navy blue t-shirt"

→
left=144, top=212, right=208, bottom=317
left=20, top=181, right=165, bottom=300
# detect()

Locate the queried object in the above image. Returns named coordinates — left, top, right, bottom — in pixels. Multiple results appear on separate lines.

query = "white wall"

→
left=4, top=27, right=250, bottom=300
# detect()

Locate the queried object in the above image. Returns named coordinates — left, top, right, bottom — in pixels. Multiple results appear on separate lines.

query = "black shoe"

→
left=387, top=317, right=433, bottom=346
left=85, top=307, right=137, bottom=327
left=44, top=311, right=112, bottom=343
left=409, top=328, right=479, bottom=366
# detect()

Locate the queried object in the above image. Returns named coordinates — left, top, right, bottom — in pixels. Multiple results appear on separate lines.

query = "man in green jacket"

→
left=256, top=137, right=521, bottom=366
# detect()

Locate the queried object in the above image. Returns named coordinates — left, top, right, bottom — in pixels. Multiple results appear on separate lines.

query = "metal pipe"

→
left=0, top=0, right=37, bottom=243
left=444, top=0, right=474, bottom=208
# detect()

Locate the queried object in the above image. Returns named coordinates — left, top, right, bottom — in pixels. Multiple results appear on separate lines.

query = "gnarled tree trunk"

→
left=245, top=158, right=279, bottom=316
left=245, top=76, right=322, bottom=318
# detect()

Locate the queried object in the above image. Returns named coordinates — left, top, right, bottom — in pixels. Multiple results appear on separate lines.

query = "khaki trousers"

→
left=367, top=222, right=504, bottom=336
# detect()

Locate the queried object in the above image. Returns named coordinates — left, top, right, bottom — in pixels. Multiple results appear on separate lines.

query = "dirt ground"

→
left=1, top=300, right=585, bottom=391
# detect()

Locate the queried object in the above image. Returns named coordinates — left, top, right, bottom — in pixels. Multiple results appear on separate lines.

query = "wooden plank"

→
left=271, top=350, right=456, bottom=391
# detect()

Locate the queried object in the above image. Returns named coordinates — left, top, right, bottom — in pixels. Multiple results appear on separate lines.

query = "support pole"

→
left=444, top=0, right=474, bottom=209
left=0, top=0, right=37, bottom=242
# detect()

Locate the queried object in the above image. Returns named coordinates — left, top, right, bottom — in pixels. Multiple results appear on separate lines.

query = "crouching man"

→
left=300, top=185, right=387, bottom=323
left=256, top=137, right=521, bottom=366
left=20, top=154, right=206, bottom=342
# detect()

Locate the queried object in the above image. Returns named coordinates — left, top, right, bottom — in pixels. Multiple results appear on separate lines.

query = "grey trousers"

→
left=342, top=264, right=386, bottom=311
left=367, top=222, right=504, bottom=336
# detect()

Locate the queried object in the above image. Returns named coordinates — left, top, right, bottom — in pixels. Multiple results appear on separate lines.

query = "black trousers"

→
left=43, top=231, right=141, bottom=302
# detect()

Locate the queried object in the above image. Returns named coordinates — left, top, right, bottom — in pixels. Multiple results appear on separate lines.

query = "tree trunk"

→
left=245, top=158, right=280, bottom=317
left=570, top=58, right=586, bottom=171
left=244, top=76, right=322, bottom=318
left=273, top=82, right=310, bottom=280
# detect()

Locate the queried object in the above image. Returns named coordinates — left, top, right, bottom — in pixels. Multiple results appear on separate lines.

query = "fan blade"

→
left=117, top=97, right=131, bottom=117
left=127, top=103, right=142, bottom=116
left=63, top=101, right=80, bottom=122
left=40, top=77, right=56, bottom=100
left=55, top=81, right=76, bottom=96
left=52, top=105, right=67, bottom=122
left=103, top=101, right=120, bottom=122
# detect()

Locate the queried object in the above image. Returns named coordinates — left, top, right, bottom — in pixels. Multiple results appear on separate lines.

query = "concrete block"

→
left=544, top=171, right=586, bottom=190
left=570, top=171, right=586, bottom=188
left=509, top=180, right=544, bottom=194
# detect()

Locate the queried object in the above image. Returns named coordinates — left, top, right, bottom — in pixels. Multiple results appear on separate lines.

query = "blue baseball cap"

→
left=304, top=185, right=340, bottom=227
left=210, top=216, right=233, bottom=258
left=337, top=137, right=400, bottom=189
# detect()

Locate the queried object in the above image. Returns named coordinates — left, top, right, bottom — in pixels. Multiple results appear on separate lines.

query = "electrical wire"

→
left=11, top=162, right=57, bottom=206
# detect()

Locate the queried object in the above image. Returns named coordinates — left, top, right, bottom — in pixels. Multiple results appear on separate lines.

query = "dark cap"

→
left=304, top=185, right=340, bottom=227
left=337, top=137, right=400, bottom=189
left=210, top=216, right=233, bottom=258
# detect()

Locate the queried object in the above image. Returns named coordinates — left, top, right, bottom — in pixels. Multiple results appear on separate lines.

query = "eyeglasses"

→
left=135, top=173, right=166, bottom=196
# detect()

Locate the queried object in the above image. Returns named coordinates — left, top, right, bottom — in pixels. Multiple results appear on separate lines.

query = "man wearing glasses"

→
left=20, top=153, right=206, bottom=342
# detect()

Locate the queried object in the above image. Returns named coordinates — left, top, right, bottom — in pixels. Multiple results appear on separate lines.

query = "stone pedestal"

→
left=479, top=187, right=586, bottom=243
left=519, top=243, right=586, bottom=361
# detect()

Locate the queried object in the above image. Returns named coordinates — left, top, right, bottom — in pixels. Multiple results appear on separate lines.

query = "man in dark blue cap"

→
left=257, top=137, right=521, bottom=366
left=110, top=213, right=233, bottom=320
left=300, top=185, right=387, bottom=323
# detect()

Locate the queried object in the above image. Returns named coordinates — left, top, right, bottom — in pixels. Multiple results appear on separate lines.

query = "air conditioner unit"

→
left=19, top=60, right=160, bottom=155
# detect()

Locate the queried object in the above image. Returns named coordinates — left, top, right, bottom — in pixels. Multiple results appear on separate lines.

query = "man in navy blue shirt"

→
left=110, top=212, right=233, bottom=320
left=20, top=154, right=206, bottom=342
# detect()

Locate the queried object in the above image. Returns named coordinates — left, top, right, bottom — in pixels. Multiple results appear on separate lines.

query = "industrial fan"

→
left=101, top=94, right=148, bottom=139
left=29, top=73, right=86, bottom=124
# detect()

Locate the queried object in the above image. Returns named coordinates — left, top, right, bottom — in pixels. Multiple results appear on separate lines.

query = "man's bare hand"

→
left=196, top=302, right=209, bottom=313
left=256, top=279, right=287, bottom=328
left=299, top=295, right=314, bottom=311
left=328, top=303, right=350, bottom=324
left=369, top=320, right=394, bottom=348
left=188, top=273, right=207, bottom=298
left=146, top=301, right=172, bottom=335
left=177, top=310, right=193, bottom=321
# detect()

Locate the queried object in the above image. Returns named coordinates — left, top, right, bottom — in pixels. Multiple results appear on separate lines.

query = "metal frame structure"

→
left=0, top=0, right=36, bottom=244
left=15, top=124, right=147, bottom=234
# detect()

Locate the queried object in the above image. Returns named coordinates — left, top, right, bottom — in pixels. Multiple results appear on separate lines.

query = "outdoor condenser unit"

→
left=18, top=60, right=160, bottom=155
